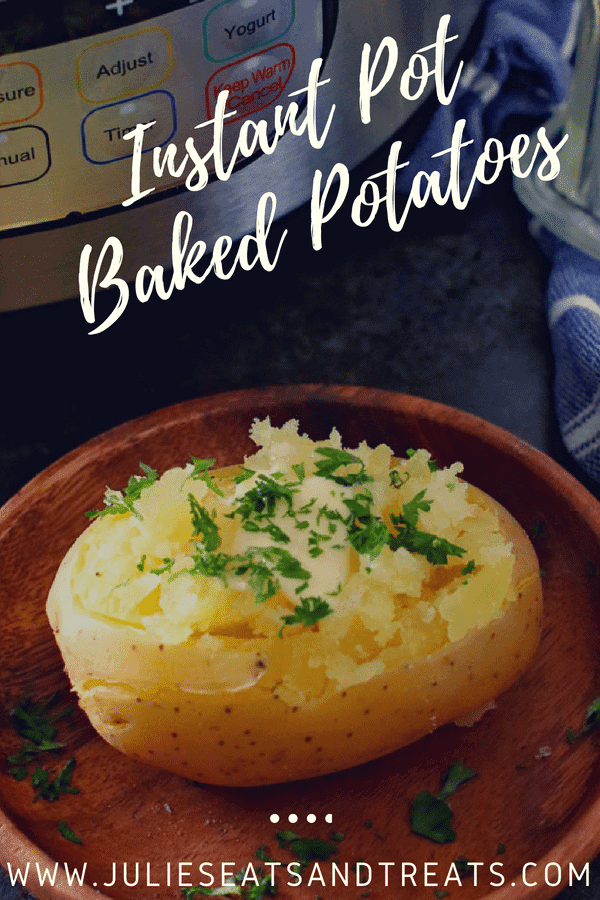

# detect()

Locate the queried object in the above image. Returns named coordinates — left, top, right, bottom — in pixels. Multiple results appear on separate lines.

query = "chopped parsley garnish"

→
left=230, top=474, right=298, bottom=524
left=279, top=597, right=334, bottom=636
left=307, top=528, right=332, bottom=557
left=234, top=467, right=256, bottom=484
left=390, top=469, right=409, bottom=488
left=85, top=463, right=158, bottom=520
left=187, top=457, right=224, bottom=496
left=453, top=857, right=474, bottom=878
left=6, top=697, right=72, bottom=780
left=188, top=549, right=232, bottom=581
left=189, top=494, right=222, bottom=552
left=245, top=869, right=278, bottom=900
left=275, top=831, right=339, bottom=865
left=6, top=698, right=83, bottom=845
left=182, top=845, right=280, bottom=899
left=344, top=492, right=390, bottom=559
left=406, top=449, right=439, bottom=472
left=390, top=522, right=466, bottom=565
left=436, top=761, right=477, bottom=800
left=387, top=490, right=466, bottom=565
left=187, top=544, right=312, bottom=608
left=179, top=456, right=468, bottom=628
left=567, top=696, right=600, bottom=744
left=32, top=758, right=79, bottom=802
left=150, top=557, right=176, bottom=576
left=229, top=551, right=280, bottom=604
left=99, top=444, right=477, bottom=637
left=398, top=489, right=432, bottom=528
left=58, top=821, right=83, bottom=845
left=314, top=447, right=373, bottom=486
left=246, top=547, right=310, bottom=601
left=410, top=761, right=477, bottom=843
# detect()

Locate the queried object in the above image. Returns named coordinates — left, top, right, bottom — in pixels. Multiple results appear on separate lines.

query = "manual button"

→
left=0, top=125, right=50, bottom=188
left=77, top=28, right=172, bottom=104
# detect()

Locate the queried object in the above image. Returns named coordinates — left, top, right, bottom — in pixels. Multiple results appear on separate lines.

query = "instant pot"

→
left=0, top=0, right=485, bottom=310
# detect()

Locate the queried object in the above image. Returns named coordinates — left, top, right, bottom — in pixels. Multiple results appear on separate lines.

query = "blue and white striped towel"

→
left=545, top=233, right=600, bottom=481
left=397, top=0, right=600, bottom=480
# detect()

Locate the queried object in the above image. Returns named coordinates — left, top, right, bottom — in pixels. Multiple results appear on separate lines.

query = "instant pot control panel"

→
left=0, top=0, right=329, bottom=232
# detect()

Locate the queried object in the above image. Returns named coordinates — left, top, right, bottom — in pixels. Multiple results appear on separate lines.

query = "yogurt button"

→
left=204, top=0, right=294, bottom=62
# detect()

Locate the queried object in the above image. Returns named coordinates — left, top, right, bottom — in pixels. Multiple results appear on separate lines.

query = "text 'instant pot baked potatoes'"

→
left=46, top=419, right=542, bottom=786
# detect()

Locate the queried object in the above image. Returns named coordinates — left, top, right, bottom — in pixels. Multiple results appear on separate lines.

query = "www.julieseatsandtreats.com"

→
left=4, top=859, right=592, bottom=892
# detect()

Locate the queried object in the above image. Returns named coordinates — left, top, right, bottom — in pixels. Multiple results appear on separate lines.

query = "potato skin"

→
left=47, top=485, right=542, bottom=787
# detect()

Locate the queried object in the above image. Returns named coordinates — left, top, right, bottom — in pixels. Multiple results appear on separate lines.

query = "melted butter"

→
left=230, top=474, right=352, bottom=601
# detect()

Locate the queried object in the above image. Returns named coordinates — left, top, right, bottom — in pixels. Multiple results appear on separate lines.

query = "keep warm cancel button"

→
left=206, top=43, right=294, bottom=120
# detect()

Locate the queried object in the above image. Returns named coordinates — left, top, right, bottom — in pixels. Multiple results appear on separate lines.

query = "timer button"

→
left=77, top=28, right=172, bottom=104
left=81, top=90, right=176, bottom=164
left=0, top=125, right=50, bottom=188
left=204, top=0, right=294, bottom=62
left=0, top=62, right=43, bottom=126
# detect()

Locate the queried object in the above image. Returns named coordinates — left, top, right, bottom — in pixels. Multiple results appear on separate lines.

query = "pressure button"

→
left=204, top=0, right=294, bottom=62
left=0, top=62, right=43, bottom=126
left=77, top=28, right=172, bottom=103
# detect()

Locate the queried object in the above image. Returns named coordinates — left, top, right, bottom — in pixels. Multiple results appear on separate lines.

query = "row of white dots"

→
left=270, top=813, right=333, bottom=824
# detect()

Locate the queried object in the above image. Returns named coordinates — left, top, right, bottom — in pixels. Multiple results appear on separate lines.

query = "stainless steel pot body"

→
left=0, top=0, right=485, bottom=309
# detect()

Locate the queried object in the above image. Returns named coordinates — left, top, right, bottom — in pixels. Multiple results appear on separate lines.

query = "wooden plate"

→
left=2, top=384, right=600, bottom=900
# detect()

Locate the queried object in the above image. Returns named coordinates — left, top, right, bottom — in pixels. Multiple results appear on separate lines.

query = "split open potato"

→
left=47, top=419, right=542, bottom=786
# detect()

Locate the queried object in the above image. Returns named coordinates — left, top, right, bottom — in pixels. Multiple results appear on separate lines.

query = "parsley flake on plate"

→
left=410, top=761, right=477, bottom=843
left=32, top=757, right=79, bottom=803
left=6, top=696, right=72, bottom=781
left=275, top=830, right=339, bottom=865
left=58, top=821, right=83, bottom=845
left=567, top=696, right=600, bottom=744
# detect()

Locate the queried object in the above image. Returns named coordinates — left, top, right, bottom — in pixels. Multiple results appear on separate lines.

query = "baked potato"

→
left=46, top=419, right=542, bottom=786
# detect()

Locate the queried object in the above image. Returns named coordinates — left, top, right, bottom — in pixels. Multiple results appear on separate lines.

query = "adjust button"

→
left=204, top=0, right=294, bottom=62
left=81, top=90, right=176, bottom=164
left=0, top=62, right=43, bottom=126
left=77, top=28, right=172, bottom=104
left=0, top=125, right=50, bottom=187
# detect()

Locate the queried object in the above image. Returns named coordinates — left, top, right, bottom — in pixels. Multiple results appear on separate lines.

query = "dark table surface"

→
left=1, top=151, right=600, bottom=899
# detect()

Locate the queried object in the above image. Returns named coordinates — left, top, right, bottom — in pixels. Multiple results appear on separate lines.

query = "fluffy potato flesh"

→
left=46, top=420, right=542, bottom=786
